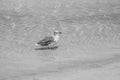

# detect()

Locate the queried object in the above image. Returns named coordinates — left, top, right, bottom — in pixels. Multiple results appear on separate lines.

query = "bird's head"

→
left=53, top=31, right=62, bottom=41
left=53, top=31, right=62, bottom=36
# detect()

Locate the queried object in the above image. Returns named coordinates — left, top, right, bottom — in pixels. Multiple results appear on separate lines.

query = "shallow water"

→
left=0, top=0, right=120, bottom=80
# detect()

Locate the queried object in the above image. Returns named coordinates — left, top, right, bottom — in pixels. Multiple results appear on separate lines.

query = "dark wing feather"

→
left=37, top=37, right=54, bottom=46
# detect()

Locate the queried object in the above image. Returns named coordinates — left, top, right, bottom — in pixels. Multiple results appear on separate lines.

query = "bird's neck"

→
left=53, top=34, right=59, bottom=41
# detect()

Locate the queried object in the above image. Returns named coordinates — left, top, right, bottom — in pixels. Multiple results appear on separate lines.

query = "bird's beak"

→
left=59, top=32, right=62, bottom=34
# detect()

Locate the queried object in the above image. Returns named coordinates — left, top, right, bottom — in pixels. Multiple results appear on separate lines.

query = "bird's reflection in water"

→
left=35, top=46, right=58, bottom=50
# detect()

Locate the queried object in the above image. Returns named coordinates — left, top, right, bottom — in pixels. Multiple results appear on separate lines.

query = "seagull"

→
left=36, top=31, right=62, bottom=47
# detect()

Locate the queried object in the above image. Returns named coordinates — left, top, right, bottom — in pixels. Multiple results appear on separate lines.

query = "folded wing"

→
left=37, top=36, right=55, bottom=46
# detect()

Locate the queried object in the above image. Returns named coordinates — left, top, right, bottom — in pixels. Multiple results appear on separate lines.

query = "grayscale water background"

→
left=0, top=0, right=120, bottom=80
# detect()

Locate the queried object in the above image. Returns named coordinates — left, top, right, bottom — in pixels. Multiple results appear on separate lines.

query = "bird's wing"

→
left=37, top=37, right=54, bottom=45
left=40, top=37, right=54, bottom=42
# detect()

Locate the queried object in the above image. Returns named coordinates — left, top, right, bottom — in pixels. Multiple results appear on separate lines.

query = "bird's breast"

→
left=53, top=35, right=59, bottom=42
